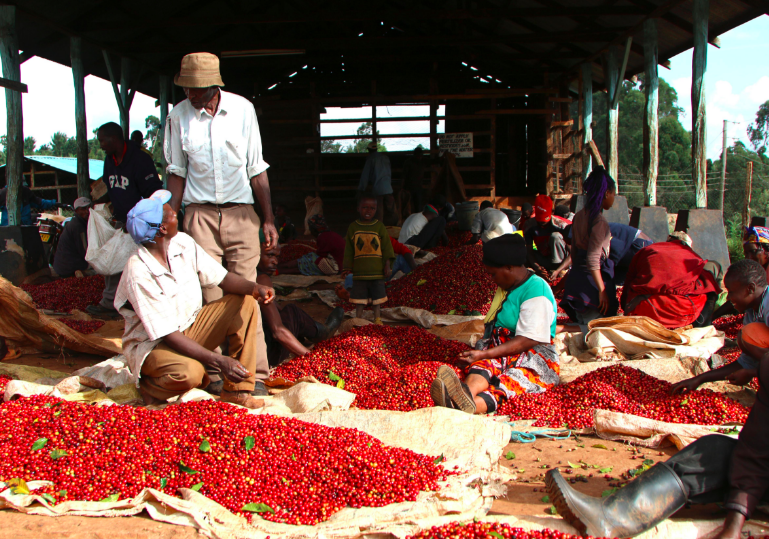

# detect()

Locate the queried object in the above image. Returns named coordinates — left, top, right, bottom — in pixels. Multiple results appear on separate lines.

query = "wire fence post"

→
left=743, top=161, right=753, bottom=230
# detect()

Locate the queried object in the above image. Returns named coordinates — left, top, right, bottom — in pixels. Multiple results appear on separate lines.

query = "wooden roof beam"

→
left=86, top=6, right=651, bottom=31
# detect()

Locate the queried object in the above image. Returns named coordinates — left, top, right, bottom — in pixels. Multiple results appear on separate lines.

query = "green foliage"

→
left=748, top=100, right=769, bottom=155
left=322, top=122, right=387, bottom=153
left=726, top=216, right=745, bottom=263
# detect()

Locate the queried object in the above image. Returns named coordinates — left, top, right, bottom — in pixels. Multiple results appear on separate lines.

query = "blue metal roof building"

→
left=0, top=155, right=104, bottom=205
left=23, top=156, right=104, bottom=181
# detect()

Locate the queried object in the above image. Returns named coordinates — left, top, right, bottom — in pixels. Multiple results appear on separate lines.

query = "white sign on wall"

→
left=438, top=133, right=474, bottom=158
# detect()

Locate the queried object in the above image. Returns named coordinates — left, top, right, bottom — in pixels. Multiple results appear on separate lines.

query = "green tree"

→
left=343, top=122, right=387, bottom=153
left=748, top=100, right=769, bottom=156
left=23, top=137, right=36, bottom=154
left=88, top=128, right=105, bottom=160
left=321, top=139, right=343, bottom=153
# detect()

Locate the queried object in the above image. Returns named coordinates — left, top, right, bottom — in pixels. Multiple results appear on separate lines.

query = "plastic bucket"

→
left=456, top=201, right=480, bottom=231
left=500, top=208, right=521, bottom=229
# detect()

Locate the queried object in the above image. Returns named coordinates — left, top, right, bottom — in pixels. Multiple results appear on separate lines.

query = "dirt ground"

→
left=2, top=286, right=766, bottom=537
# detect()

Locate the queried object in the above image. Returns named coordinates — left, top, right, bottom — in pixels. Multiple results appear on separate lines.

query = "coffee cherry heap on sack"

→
left=273, top=325, right=469, bottom=411
left=0, top=387, right=451, bottom=526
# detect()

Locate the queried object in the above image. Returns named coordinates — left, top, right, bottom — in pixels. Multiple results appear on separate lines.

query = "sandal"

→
left=436, top=365, right=476, bottom=414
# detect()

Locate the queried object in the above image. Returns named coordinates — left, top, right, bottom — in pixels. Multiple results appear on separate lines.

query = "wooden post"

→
left=581, top=63, right=593, bottom=183
left=743, top=161, right=753, bottom=230
left=429, top=77, right=438, bottom=191
left=490, top=98, right=496, bottom=198
left=371, top=80, right=377, bottom=148
left=692, top=0, right=709, bottom=208
left=0, top=6, right=22, bottom=225
left=720, top=119, right=728, bottom=211
left=604, top=47, right=619, bottom=181
left=643, top=19, right=659, bottom=207
left=70, top=37, right=90, bottom=198
left=119, top=58, right=131, bottom=138
left=158, top=75, right=170, bottom=175
left=54, top=171, right=61, bottom=203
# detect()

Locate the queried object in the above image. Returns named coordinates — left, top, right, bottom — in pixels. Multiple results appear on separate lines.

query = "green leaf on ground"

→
left=417, top=279, right=427, bottom=286
left=336, top=379, right=345, bottom=389
left=434, top=454, right=445, bottom=465
left=100, top=493, right=120, bottom=503
left=547, top=505, right=557, bottom=515
left=592, top=444, right=608, bottom=449
left=242, top=503, right=275, bottom=514
left=602, top=487, right=619, bottom=498
left=568, top=461, right=581, bottom=469
left=505, top=451, right=515, bottom=460
left=244, top=436, right=255, bottom=451
left=178, top=462, right=199, bottom=475
left=31, top=438, right=48, bottom=451
left=199, top=440, right=210, bottom=453
left=160, top=478, right=167, bottom=489
left=599, top=467, right=613, bottom=474
left=540, top=495, right=550, bottom=503
left=328, top=371, right=341, bottom=382
left=49, top=449, right=68, bottom=460
left=489, top=532, right=504, bottom=539
left=190, top=482, right=204, bottom=492
left=41, top=493, right=56, bottom=504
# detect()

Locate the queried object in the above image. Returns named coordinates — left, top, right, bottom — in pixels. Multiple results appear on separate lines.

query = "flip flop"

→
left=436, top=365, right=476, bottom=414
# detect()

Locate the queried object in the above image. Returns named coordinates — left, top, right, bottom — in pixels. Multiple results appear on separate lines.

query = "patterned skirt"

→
left=467, top=327, right=560, bottom=412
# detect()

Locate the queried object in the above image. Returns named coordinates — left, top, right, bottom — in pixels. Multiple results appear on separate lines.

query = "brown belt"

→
left=190, top=202, right=247, bottom=210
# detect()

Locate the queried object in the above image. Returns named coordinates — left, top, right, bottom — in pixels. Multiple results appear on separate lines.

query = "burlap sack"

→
left=0, top=277, right=122, bottom=358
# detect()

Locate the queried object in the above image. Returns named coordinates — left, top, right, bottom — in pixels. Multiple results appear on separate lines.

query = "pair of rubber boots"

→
left=545, top=462, right=687, bottom=538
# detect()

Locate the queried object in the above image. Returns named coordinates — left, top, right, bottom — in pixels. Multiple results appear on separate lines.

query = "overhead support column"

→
left=0, top=6, right=23, bottom=225
left=604, top=48, right=619, bottom=181
left=581, top=63, right=593, bottom=183
left=692, top=0, right=709, bottom=208
left=70, top=37, right=89, bottom=198
left=158, top=75, right=170, bottom=174
left=103, top=52, right=142, bottom=139
left=643, top=19, right=659, bottom=207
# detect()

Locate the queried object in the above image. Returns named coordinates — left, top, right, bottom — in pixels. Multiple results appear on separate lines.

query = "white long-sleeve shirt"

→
left=471, top=208, right=515, bottom=242
left=164, top=90, right=269, bottom=205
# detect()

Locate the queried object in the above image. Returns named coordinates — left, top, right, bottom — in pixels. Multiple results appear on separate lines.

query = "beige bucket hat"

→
left=174, top=52, right=225, bottom=88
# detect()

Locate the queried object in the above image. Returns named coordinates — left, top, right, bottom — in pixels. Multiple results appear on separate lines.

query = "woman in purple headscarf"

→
left=560, top=167, right=618, bottom=333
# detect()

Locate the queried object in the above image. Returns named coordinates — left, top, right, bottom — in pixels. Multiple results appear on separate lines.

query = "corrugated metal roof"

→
left=24, top=155, right=104, bottom=181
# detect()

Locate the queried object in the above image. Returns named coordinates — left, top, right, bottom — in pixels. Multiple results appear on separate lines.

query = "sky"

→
left=0, top=14, right=767, bottom=159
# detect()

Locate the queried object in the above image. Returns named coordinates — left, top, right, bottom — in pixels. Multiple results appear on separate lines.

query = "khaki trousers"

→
left=139, top=294, right=267, bottom=401
left=184, top=203, right=261, bottom=304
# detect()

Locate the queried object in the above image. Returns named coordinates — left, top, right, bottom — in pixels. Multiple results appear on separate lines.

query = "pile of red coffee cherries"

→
left=273, top=325, right=469, bottom=411
left=277, top=239, right=317, bottom=264
left=385, top=245, right=496, bottom=314
left=0, top=396, right=449, bottom=525
left=498, top=364, right=750, bottom=428
left=407, top=521, right=605, bottom=539
left=713, top=314, right=744, bottom=340
left=58, top=320, right=105, bottom=335
left=22, top=275, right=105, bottom=313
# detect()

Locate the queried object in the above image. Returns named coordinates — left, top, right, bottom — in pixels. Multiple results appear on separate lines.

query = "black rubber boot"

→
left=311, top=307, right=345, bottom=343
left=545, top=463, right=687, bottom=538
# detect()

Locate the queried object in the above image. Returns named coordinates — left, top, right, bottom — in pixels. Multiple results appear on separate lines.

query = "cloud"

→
left=712, top=80, right=740, bottom=107
left=743, top=76, right=769, bottom=105
left=0, top=57, right=159, bottom=148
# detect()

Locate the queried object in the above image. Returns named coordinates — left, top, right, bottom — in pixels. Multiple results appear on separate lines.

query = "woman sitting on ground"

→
left=430, top=233, right=559, bottom=414
left=559, top=167, right=618, bottom=333
left=277, top=215, right=345, bottom=276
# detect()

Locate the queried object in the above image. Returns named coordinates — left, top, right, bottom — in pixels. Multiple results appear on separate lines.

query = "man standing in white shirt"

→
left=165, top=52, right=278, bottom=305
left=468, top=200, right=515, bottom=244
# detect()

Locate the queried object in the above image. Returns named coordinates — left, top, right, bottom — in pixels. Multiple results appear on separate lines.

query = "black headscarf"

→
left=482, top=233, right=527, bottom=267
